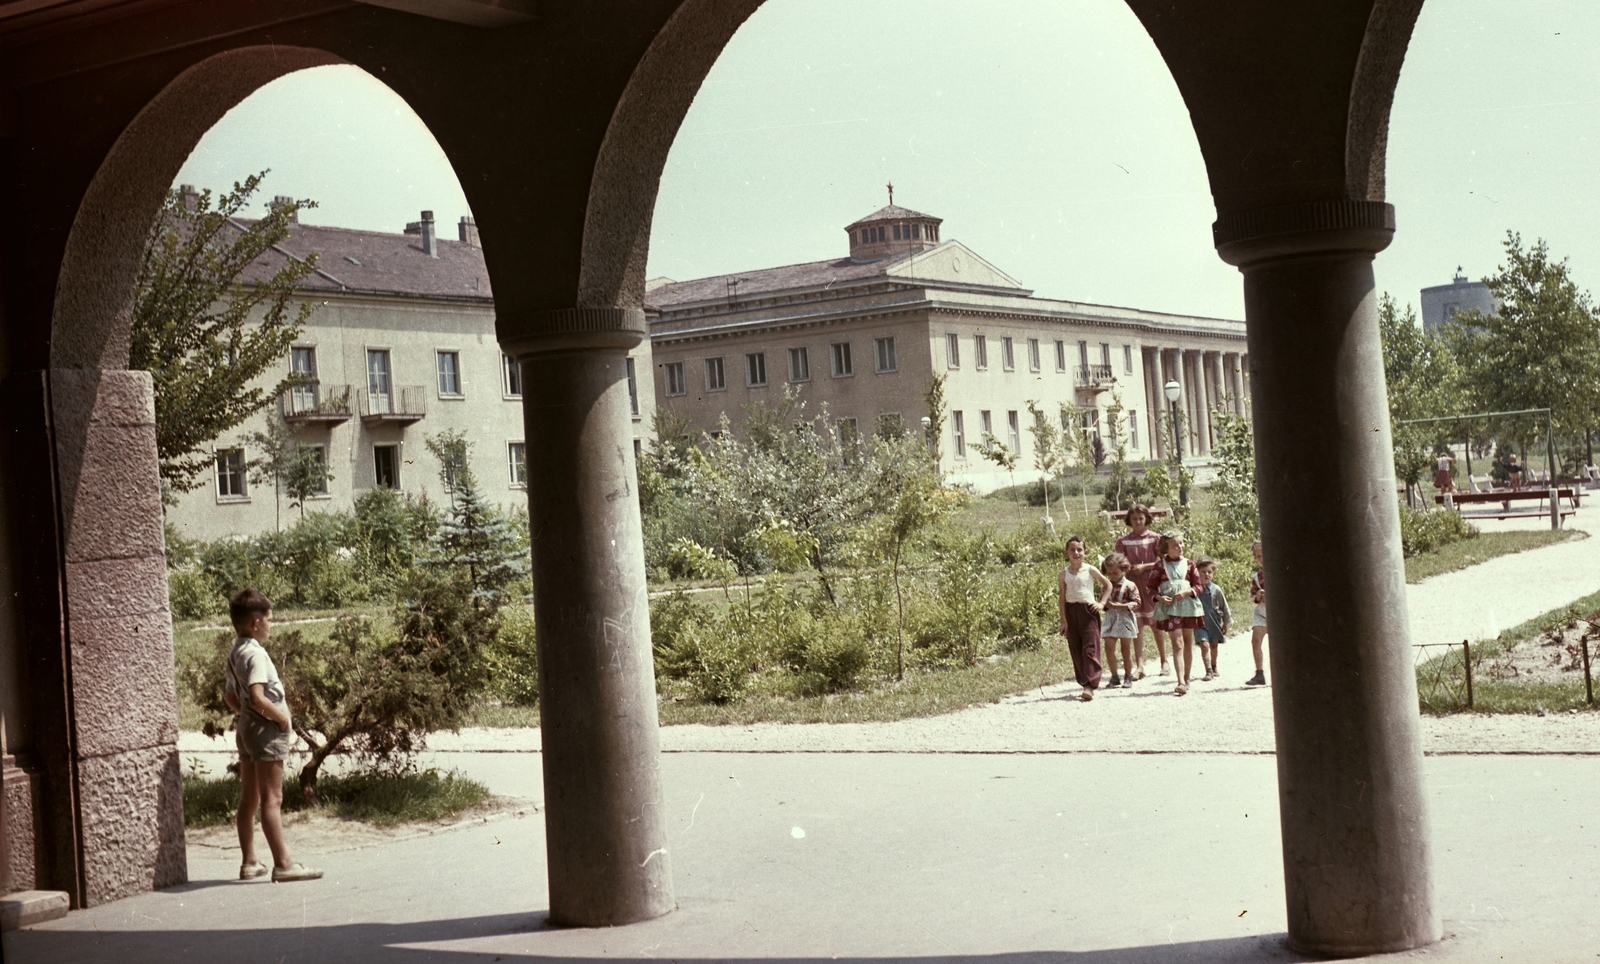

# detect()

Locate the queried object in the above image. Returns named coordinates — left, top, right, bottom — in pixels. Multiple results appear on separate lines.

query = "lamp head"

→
left=1164, top=379, right=1182, bottom=403
left=920, top=416, right=932, bottom=429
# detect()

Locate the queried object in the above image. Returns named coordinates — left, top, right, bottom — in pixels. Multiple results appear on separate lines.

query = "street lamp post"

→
left=1164, top=379, right=1188, bottom=507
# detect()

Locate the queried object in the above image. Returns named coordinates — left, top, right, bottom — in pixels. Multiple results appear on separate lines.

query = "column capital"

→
left=500, top=307, right=647, bottom=358
left=1214, top=200, right=1394, bottom=267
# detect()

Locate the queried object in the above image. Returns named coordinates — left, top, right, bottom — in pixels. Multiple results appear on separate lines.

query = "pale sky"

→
left=174, top=0, right=1600, bottom=322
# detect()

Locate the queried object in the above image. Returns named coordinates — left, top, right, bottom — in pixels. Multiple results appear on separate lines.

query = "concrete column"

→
left=507, top=308, right=675, bottom=928
left=1142, top=348, right=1163, bottom=460
left=1225, top=352, right=1243, bottom=414
left=1216, top=201, right=1437, bottom=956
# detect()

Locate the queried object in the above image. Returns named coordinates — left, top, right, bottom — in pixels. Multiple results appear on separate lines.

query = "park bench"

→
left=1107, top=507, right=1170, bottom=522
left=1434, top=486, right=1581, bottom=521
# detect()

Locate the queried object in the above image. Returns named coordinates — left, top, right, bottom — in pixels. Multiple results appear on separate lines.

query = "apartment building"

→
left=165, top=201, right=652, bottom=539
left=646, top=203, right=1247, bottom=492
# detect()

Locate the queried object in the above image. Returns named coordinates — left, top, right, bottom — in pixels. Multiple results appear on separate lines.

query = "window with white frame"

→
left=974, top=334, right=989, bottom=370
left=1028, top=338, right=1041, bottom=372
left=374, top=444, right=400, bottom=488
left=215, top=448, right=247, bottom=499
left=1008, top=410, right=1021, bottom=454
left=502, top=353, right=522, bottom=397
left=436, top=350, right=462, bottom=396
left=290, top=346, right=319, bottom=414
left=788, top=347, right=810, bottom=382
left=980, top=410, right=993, bottom=451
left=1001, top=336, right=1014, bottom=371
left=1055, top=340, right=1067, bottom=372
left=664, top=361, right=686, bottom=396
left=836, top=417, right=858, bottom=448
left=876, top=412, right=904, bottom=439
left=508, top=441, right=527, bottom=486
left=1100, top=343, right=1112, bottom=369
left=831, top=341, right=853, bottom=377
left=626, top=358, right=639, bottom=415
left=746, top=351, right=767, bottom=387
left=1129, top=410, right=1139, bottom=449
left=952, top=411, right=966, bottom=458
left=308, top=445, right=328, bottom=494
left=367, top=349, right=393, bottom=414
left=874, top=336, right=897, bottom=373
left=705, top=356, right=726, bottom=391
left=1123, top=344, right=1134, bottom=375
left=946, top=333, right=960, bottom=369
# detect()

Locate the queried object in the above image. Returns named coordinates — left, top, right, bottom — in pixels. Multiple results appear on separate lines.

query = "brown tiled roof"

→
left=844, top=203, right=939, bottom=229
left=646, top=251, right=920, bottom=308
left=232, top=219, right=493, bottom=301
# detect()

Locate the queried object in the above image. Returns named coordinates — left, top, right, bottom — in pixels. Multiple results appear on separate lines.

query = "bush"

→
left=182, top=765, right=490, bottom=829
left=485, top=604, right=539, bottom=706
left=168, top=566, right=222, bottom=620
left=678, top=620, right=751, bottom=704
left=1399, top=505, right=1477, bottom=558
left=798, top=632, right=871, bottom=693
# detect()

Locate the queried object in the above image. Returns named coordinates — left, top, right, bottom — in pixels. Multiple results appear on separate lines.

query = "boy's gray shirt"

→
left=225, top=637, right=288, bottom=725
left=1198, top=583, right=1231, bottom=638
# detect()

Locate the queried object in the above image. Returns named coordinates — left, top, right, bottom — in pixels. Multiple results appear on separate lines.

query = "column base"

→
left=1, top=890, right=69, bottom=930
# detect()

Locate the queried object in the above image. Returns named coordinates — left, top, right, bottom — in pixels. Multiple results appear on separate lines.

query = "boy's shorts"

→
left=1195, top=628, right=1223, bottom=643
left=1251, top=604, right=1268, bottom=629
left=237, top=712, right=294, bottom=762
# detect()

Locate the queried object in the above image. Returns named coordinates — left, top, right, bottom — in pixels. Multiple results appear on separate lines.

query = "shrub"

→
left=663, top=538, right=737, bottom=582
left=677, top=620, right=751, bottom=704
left=1399, top=505, right=1477, bottom=558
left=798, top=631, right=871, bottom=693
left=168, top=566, right=222, bottom=620
left=485, top=604, right=539, bottom=706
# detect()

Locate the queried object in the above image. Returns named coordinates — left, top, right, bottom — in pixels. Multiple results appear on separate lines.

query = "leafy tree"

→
left=855, top=437, right=952, bottom=679
left=980, top=434, right=1022, bottom=520
left=1025, top=400, right=1063, bottom=524
left=247, top=414, right=332, bottom=526
left=1379, top=294, right=1461, bottom=495
left=131, top=173, right=320, bottom=495
left=1444, top=233, right=1600, bottom=452
left=1059, top=403, right=1099, bottom=517
left=923, top=372, right=948, bottom=471
left=430, top=462, right=528, bottom=609
left=1208, top=408, right=1258, bottom=538
left=1099, top=388, right=1135, bottom=512
left=425, top=429, right=472, bottom=506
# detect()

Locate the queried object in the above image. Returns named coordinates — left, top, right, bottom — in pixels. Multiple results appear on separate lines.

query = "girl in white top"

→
left=1057, top=536, right=1112, bottom=701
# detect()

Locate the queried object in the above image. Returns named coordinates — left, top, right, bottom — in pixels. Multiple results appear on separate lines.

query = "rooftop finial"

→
left=887, top=181, right=894, bottom=206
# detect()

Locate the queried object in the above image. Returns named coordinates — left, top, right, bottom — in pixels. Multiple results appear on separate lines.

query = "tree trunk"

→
left=892, top=541, right=906, bottom=681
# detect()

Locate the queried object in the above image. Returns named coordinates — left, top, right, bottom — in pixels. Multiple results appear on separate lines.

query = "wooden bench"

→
left=1107, top=508, right=1171, bottom=522
left=1435, top=486, right=1581, bottom=520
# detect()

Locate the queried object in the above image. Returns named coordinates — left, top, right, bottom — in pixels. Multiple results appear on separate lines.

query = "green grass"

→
left=181, top=767, right=492, bottom=829
left=1416, top=587, right=1600, bottom=716
left=1404, top=529, right=1581, bottom=584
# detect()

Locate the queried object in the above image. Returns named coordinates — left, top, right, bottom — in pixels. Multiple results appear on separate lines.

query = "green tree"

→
left=1099, top=388, right=1136, bottom=512
left=1025, top=400, right=1063, bottom=524
left=1379, top=294, right=1462, bottom=495
left=247, top=415, right=332, bottom=526
left=1059, top=403, right=1099, bottom=517
left=1208, top=408, right=1258, bottom=538
left=980, top=433, right=1022, bottom=520
left=923, top=372, right=948, bottom=471
left=131, top=174, right=320, bottom=496
left=1445, top=233, right=1600, bottom=452
left=856, top=438, right=952, bottom=680
left=425, top=429, right=472, bottom=505
left=430, top=464, right=528, bottom=609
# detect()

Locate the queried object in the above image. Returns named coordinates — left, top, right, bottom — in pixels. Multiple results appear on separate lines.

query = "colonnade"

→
left=1140, top=346, right=1247, bottom=460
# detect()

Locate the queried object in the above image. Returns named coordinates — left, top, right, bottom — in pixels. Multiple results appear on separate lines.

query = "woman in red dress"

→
left=1113, top=504, right=1168, bottom=678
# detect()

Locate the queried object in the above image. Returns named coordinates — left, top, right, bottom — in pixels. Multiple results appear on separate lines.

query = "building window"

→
left=746, top=352, right=767, bottom=387
left=1008, top=410, right=1021, bottom=454
left=831, top=341, right=853, bottom=377
left=974, top=335, right=989, bottom=371
left=946, top=333, right=960, bottom=369
left=952, top=411, right=966, bottom=458
left=664, top=361, right=686, bottom=396
left=374, top=444, right=399, bottom=488
left=308, top=445, right=328, bottom=494
left=1055, top=340, right=1067, bottom=372
left=215, top=448, right=247, bottom=499
left=508, top=441, right=527, bottom=486
left=1028, top=338, right=1041, bottom=372
left=436, top=350, right=462, bottom=397
left=1129, top=411, right=1139, bottom=449
left=876, top=412, right=904, bottom=439
left=836, top=417, right=859, bottom=448
left=1077, top=341, right=1090, bottom=372
left=502, top=353, right=522, bottom=397
left=1123, top=344, right=1134, bottom=375
left=626, top=358, right=640, bottom=415
left=290, top=346, right=319, bottom=414
left=980, top=410, right=993, bottom=451
left=705, top=356, right=726, bottom=391
left=1001, top=337, right=1014, bottom=371
left=1100, top=343, right=1112, bottom=369
left=788, top=347, right=810, bottom=382
left=874, top=336, right=897, bottom=373
left=367, top=349, right=393, bottom=414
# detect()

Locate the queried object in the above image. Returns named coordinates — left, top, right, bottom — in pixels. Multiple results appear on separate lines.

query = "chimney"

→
left=178, top=184, right=200, bottom=212
left=270, top=195, right=298, bottom=223
left=419, top=210, right=437, bottom=257
left=458, top=215, right=480, bottom=248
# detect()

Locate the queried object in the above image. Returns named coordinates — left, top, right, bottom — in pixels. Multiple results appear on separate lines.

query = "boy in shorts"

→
left=1192, top=558, right=1231, bottom=681
left=223, top=587, right=321, bottom=883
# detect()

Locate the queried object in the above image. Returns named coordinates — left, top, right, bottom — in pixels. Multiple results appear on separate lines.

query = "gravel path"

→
left=178, top=503, right=1600, bottom=760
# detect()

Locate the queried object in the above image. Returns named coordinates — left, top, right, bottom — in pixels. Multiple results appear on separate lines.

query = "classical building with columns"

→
left=647, top=203, right=1247, bottom=491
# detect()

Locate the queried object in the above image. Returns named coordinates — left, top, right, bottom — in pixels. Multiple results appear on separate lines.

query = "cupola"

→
left=844, top=201, right=942, bottom=261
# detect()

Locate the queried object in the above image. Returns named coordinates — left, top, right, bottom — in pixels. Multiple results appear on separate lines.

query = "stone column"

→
left=1216, top=201, right=1438, bottom=956
left=507, top=308, right=675, bottom=928
left=1142, top=348, right=1164, bottom=460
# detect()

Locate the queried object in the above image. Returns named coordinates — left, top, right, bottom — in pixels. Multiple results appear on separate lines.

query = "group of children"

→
left=1056, top=505, right=1269, bottom=701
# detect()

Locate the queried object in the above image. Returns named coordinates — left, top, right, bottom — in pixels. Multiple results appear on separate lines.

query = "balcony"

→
left=280, top=383, right=353, bottom=425
left=1075, top=364, right=1116, bottom=390
left=359, top=386, right=427, bottom=425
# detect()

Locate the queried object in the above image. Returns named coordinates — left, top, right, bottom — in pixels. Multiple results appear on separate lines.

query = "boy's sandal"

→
left=272, top=863, right=324, bottom=883
left=1174, top=684, right=1188, bottom=696
left=240, top=861, right=269, bottom=881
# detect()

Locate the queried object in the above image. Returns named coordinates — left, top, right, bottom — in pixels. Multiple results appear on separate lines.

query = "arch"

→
left=52, top=45, right=344, bottom=370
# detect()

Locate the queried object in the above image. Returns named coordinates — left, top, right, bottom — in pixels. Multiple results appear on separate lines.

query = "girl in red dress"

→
left=1114, top=504, right=1166, bottom=678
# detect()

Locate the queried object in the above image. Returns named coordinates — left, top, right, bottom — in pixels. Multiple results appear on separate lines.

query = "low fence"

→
left=1415, top=636, right=1595, bottom=712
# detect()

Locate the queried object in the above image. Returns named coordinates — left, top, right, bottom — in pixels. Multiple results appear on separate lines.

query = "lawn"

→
left=181, top=765, right=492, bottom=828
left=1404, top=529, right=1581, bottom=583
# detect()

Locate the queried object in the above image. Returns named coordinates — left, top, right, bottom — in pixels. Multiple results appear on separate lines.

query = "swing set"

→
left=1396, top=407, right=1580, bottom=528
